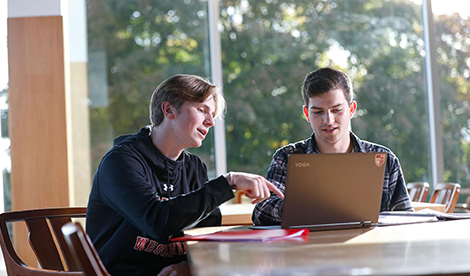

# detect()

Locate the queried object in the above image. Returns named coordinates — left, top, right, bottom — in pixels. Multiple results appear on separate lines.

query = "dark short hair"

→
left=302, top=67, right=354, bottom=108
left=149, top=74, right=225, bottom=126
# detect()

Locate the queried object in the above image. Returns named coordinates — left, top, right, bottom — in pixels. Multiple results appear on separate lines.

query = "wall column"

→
left=7, top=0, right=72, bottom=265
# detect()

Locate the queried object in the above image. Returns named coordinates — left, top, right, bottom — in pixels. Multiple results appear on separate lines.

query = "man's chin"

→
left=317, top=136, right=342, bottom=147
left=187, top=141, right=203, bottom=149
left=318, top=133, right=339, bottom=142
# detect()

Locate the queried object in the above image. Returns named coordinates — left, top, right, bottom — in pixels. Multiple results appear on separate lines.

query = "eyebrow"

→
left=310, top=103, right=345, bottom=110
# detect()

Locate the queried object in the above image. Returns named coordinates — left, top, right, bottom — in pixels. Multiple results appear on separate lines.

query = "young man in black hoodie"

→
left=86, top=74, right=283, bottom=276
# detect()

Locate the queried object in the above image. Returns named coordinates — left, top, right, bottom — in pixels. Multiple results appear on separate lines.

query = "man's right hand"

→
left=226, top=172, right=284, bottom=204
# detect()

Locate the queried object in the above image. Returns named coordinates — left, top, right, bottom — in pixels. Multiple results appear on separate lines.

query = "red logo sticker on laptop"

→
left=375, top=154, right=385, bottom=167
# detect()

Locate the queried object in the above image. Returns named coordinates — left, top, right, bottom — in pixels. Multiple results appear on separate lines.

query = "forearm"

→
left=251, top=154, right=288, bottom=225
left=102, top=175, right=234, bottom=242
left=252, top=196, right=284, bottom=225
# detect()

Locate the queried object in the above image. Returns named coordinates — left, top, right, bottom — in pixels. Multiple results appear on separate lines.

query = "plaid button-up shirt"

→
left=252, top=132, right=413, bottom=226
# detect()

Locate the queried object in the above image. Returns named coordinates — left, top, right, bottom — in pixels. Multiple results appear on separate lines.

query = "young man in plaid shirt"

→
left=252, top=67, right=413, bottom=226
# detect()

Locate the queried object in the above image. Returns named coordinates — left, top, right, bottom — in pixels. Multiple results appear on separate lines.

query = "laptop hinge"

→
left=289, top=221, right=361, bottom=229
left=288, top=221, right=376, bottom=231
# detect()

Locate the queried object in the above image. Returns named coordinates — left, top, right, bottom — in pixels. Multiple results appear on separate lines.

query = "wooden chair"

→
left=429, top=183, right=461, bottom=213
left=0, top=207, right=87, bottom=275
left=455, top=193, right=470, bottom=213
left=406, top=182, right=429, bottom=202
left=61, top=222, right=111, bottom=276
left=236, top=191, right=245, bottom=203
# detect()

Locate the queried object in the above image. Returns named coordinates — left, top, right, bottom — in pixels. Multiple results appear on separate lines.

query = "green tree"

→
left=219, top=0, right=431, bottom=181
left=434, top=13, right=470, bottom=188
left=86, top=0, right=215, bottom=172
left=86, top=0, right=469, bottom=191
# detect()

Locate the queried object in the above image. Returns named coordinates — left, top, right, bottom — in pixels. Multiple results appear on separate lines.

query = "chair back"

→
left=407, top=182, right=429, bottom=202
left=236, top=191, right=245, bottom=204
left=455, top=189, right=470, bottom=212
left=429, top=183, right=461, bottom=213
left=0, top=207, right=86, bottom=275
left=61, top=222, right=111, bottom=276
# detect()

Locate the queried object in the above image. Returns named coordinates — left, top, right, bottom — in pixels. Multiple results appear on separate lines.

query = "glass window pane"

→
left=0, top=0, right=9, bottom=213
left=220, top=0, right=431, bottom=185
left=86, top=0, right=216, bottom=177
left=432, top=0, right=470, bottom=191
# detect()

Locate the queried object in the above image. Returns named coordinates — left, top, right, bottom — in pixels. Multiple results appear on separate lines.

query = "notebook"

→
left=280, top=152, right=387, bottom=231
left=171, top=228, right=309, bottom=242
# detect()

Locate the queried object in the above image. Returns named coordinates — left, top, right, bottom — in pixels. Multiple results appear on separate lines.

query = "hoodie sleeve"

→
left=95, top=147, right=234, bottom=243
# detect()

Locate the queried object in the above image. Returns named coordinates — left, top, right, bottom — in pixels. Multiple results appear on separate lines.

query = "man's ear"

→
left=162, top=101, right=176, bottom=119
left=349, top=101, right=357, bottom=117
left=302, top=105, right=310, bottom=122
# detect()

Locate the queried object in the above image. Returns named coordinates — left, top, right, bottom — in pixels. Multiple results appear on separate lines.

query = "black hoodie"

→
left=86, top=126, right=234, bottom=275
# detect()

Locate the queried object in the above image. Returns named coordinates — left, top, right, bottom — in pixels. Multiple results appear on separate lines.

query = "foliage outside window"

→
left=434, top=11, right=470, bottom=188
left=86, top=0, right=469, bottom=191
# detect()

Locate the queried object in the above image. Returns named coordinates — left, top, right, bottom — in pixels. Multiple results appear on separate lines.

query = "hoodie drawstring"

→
left=166, top=159, right=171, bottom=199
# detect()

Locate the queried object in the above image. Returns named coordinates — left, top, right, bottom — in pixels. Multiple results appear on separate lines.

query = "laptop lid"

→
left=281, top=152, right=387, bottom=231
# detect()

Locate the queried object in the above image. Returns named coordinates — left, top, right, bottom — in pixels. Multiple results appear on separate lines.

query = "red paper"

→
left=171, top=229, right=309, bottom=242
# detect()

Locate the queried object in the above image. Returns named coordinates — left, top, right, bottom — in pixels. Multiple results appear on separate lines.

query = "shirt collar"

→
left=310, top=132, right=365, bottom=153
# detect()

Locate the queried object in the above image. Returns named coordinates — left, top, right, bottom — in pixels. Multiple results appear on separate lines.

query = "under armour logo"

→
left=163, top=184, right=174, bottom=192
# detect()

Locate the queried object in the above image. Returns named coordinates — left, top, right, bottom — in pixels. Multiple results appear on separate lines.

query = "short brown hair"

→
left=149, top=74, right=226, bottom=126
left=302, top=67, right=354, bottom=108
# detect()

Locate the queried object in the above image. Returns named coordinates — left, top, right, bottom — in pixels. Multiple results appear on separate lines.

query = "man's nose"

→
left=205, top=114, right=215, bottom=127
left=323, top=111, right=334, bottom=124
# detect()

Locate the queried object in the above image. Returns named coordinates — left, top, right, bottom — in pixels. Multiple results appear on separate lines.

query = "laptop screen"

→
left=281, top=152, right=387, bottom=231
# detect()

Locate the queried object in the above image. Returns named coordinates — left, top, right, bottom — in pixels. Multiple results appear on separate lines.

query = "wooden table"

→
left=219, top=203, right=255, bottom=225
left=185, top=219, right=470, bottom=275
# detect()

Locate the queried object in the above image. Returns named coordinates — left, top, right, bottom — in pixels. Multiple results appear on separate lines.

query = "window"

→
left=432, top=0, right=470, bottom=189
left=86, top=0, right=216, bottom=177
left=84, top=0, right=469, bottom=192
left=219, top=0, right=431, bottom=184
left=1, top=0, right=9, bottom=213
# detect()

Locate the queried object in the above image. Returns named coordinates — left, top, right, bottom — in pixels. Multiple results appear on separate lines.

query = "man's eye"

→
left=312, top=111, right=323, bottom=115
left=198, top=108, right=205, bottom=113
left=333, top=109, right=342, bottom=113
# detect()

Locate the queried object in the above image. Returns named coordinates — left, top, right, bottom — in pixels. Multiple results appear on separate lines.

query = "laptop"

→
left=280, top=152, right=387, bottom=231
